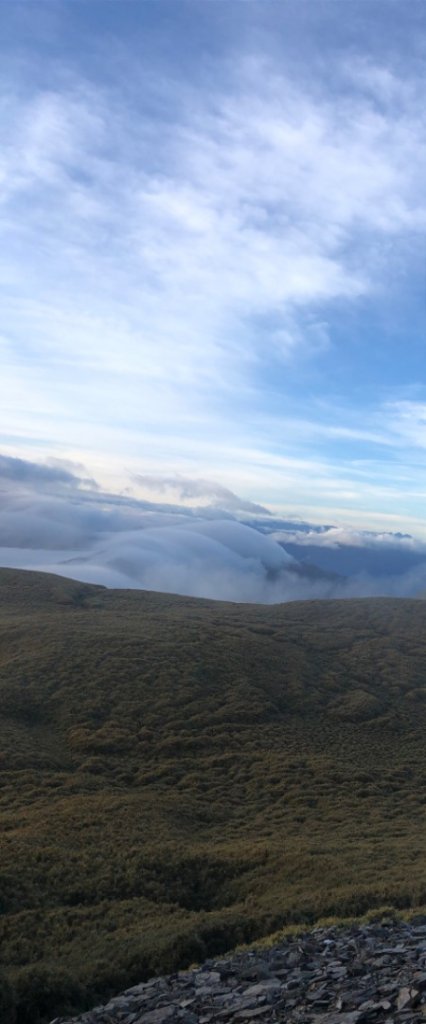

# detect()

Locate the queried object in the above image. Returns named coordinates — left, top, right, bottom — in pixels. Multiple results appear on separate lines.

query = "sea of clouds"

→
left=1, top=454, right=426, bottom=603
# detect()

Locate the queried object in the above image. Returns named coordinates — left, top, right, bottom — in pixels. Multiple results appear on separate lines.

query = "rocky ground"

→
left=51, top=919, right=426, bottom=1024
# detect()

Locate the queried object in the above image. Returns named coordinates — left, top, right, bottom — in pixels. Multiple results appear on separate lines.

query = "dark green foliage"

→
left=14, top=968, right=85, bottom=1024
left=0, top=973, right=16, bottom=1024
left=2, top=568, right=426, bottom=1020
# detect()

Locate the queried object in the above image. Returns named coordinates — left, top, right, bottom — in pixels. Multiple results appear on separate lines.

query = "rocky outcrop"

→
left=51, top=919, right=426, bottom=1024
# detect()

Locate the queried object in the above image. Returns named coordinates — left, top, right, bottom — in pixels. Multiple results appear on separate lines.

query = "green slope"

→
left=1, top=567, right=426, bottom=1021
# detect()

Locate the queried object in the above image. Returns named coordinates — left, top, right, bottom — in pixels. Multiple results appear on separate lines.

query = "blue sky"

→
left=1, top=0, right=426, bottom=536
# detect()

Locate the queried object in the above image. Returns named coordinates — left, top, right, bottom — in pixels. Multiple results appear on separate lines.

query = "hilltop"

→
left=1, top=568, right=426, bottom=1022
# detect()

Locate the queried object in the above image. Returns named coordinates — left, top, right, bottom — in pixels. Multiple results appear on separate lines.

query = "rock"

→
left=136, top=1007, right=176, bottom=1024
left=328, top=964, right=347, bottom=975
left=357, top=998, right=391, bottom=1017
left=287, top=949, right=303, bottom=966
left=242, top=980, right=281, bottom=997
left=237, top=964, right=272, bottom=982
left=48, top=920, right=426, bottom=1024
left=396, top=985, right=419, bottom=1010
left=313, top=1013, right=363, bottom=1024
left=233, top=1008, right=271, bottom=1019
left=195, top=972, right=221, bottom=986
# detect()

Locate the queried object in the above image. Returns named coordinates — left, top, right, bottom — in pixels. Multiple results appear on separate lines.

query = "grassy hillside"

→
left=1, top=568, right=426, bottom=1021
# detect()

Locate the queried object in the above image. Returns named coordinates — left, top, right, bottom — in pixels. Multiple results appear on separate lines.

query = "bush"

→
left=15, top=968, right=84, bottom=1024
left=0, top=973, right=16, bottom=1024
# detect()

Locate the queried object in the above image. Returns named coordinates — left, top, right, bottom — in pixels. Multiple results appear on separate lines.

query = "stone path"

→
left=51, top=919, right=426, bottom=1024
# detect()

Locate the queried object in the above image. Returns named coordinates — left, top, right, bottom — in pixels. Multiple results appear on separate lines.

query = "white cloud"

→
left=2, top=453, right=426, bottom=602
left=270, top=525, right=423, bottom=552
left=385, top=401, right=426, bottom=449
left=132, top=474, right=270, bottom=514
left=1, top=57, right=425, bottom=389
left=1, top=44, right=426, bottom=529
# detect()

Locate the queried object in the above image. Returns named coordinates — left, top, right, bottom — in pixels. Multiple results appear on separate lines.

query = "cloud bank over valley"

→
left=2, top=455, right=426, bottom=604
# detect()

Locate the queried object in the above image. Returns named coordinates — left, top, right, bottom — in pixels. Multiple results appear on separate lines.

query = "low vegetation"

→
left=1, top=567, right=426, bottom=1021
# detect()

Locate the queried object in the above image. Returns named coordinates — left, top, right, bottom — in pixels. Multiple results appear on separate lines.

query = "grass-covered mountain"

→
left=2, top=567, right=426, bottom=1021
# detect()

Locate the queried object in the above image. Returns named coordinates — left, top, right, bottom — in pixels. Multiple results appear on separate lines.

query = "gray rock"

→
left=136, top=1006, right=176, bottom=1024
left=242, top=979, right=281, bottom=997
left=48, top=920, right=426, bottom=1024
left=313, top=1013, right=363, bottom=1024
left=233, top=1008, right=271, bottom=1019
left=396, top=985, right=419, bottom=1010
left=195, top=971, right=221, bottom=986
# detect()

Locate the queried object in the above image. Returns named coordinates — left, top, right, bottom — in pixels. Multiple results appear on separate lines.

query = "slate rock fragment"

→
left=50, top=920, right=426, bottom=1024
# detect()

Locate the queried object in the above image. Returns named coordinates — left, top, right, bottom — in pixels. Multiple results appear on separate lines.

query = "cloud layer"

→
left=2, top=455, right=426, bottom=604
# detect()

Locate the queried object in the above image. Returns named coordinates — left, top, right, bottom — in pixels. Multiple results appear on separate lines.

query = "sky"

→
left=1, top=0, right=426, bottom=597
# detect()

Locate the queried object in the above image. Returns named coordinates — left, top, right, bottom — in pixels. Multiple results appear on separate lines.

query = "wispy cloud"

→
left=1, top=6, right=426, bottom=526
left=2, top=55, right=425, bottom=371
left=385, top=401, right=426, bottom=449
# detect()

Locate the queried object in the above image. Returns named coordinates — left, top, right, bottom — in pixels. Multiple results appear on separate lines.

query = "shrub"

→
left=15, top=968, right=84, bottom=1024
left=0, top=973, right=16, bottom=1024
